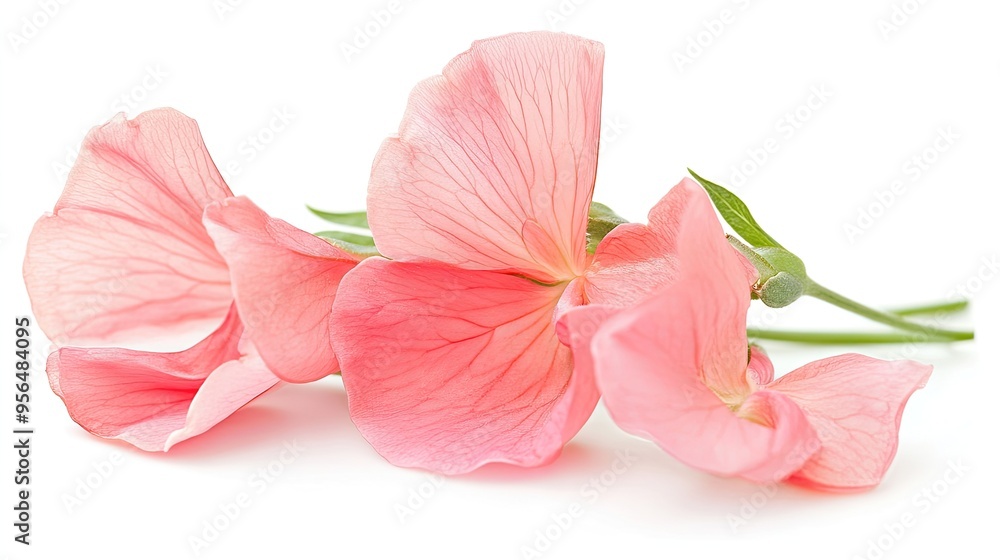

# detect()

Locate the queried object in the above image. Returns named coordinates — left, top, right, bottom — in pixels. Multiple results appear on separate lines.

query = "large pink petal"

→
left=767, top=354, right=933, bottom=491
left=330, top=258, right=592, bottom=474
left=203, top=196, right=360, bottom=383
left=46, top=308, right=279, bottom=451
left=592, top=289, right=816, bottom=482
left=24, top=109, right=233, bottom=347
left=368, top=32, right=604, bottom=282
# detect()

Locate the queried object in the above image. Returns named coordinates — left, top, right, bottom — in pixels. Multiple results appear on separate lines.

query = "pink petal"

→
left=665, top=181, right=756, bottom=399
left=584, top=179, right=691, bottom=307
left=46, top=307, right=280, bottom=451
left=553, top=301, right=615, bottom=444
left=590, top=181, right=817, bottom=481
left=203, top=196, right=360, bottom=383
left=368, top=32, right=604, bottom=282
left=330, top=258, right=593, bottom=474
left=767, top=354, right=933, bottom=491
left=585, top=178, right=760, bottom=307
left=24, top=109, right=233, bottom=347
left=163, top=346, right=280, bottom=450
left=583, top=221, right=677, bottom=306
left=591, top=291, right=816, bottom=482
left=747, top=345, right=775, bottom=386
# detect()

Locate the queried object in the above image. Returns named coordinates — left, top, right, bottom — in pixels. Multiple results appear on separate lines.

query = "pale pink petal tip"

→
left=770, top=355, right=933, bottom=491
left=46, top=309, right=280, bottom=451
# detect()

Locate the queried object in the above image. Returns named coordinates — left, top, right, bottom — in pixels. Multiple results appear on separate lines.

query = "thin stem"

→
left=804, top=281, right=974, bottom=342
left=891, top=299, right=969, bottom=317
left=746, top=328, right=962, bottom=344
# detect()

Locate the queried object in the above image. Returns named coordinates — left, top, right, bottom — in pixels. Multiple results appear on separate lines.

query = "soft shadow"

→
left=458, top=442, right=610, bottom=484
left=148, top=383, right=353, bottom=464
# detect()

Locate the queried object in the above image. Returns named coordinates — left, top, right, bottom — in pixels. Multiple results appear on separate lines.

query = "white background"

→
left=1, top=1, right=997, bottom=559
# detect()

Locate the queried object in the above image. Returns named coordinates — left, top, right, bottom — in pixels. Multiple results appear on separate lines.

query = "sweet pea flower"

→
left=24, top=109, right=359, bottom=451
left=331, top=32, right=691, bottom=473
left=576, top=179, right=932, bottom=490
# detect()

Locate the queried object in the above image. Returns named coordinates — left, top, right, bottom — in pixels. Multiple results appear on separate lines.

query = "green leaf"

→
left=315, top=230, right=380, bottom=257
left=307, top=206, right=369, bottom=229
left=687, top=169, right=782, bottom=248
left=586, top=201, right=628, bottom=253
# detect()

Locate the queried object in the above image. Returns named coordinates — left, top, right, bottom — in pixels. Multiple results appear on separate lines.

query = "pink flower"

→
left=330, top=32, right=689, bottom=473
left=574, top=179, right=932, bottom=490
left=24, top=109, right=360, bottom=451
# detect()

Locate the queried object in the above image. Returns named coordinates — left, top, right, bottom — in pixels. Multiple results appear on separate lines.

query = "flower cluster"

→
left=24, top=32, right=951, bottom=491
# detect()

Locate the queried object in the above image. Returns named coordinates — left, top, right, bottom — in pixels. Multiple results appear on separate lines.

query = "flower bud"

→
left=757, top=271, right=805, bottom=308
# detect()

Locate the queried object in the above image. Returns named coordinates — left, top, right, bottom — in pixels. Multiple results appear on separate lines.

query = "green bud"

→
left=757, top=271, right=805, bottom=308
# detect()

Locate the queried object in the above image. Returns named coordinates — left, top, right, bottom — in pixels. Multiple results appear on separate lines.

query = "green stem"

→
left=804, top=281, right=973, bottom=342
left=891, top=300, right=969, bottom=317
left=746, top=328, right=961, bottom=345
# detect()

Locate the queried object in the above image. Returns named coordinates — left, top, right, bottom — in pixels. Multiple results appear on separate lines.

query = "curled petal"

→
left=666, top=181, right=754, bottom=399
left=747, top=345, right=775, bottom=387
left=592, top=291, right=816, bottom=482
left=331, top=259, right=593, bottom=474
left=24, top=108, right=233, bottom=347
left=590, top=180, right=820, bottom=480
left=368, top=31, right=604, bottom=282
left=162, top=349, right=280, bottom=450
left=768, top=354, right=933, bottom=491
left=203, top=196, right=360, bottom=383
left=46, top=308, right=280, bottom=451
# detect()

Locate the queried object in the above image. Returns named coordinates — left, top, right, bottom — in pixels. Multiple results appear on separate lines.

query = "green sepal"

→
left=315, top=230, right=381, bottom=258
left=586, top=201, right=628, bottom=254
left=307, top=206, right=369, bottom=229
